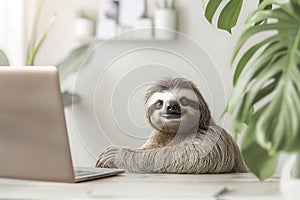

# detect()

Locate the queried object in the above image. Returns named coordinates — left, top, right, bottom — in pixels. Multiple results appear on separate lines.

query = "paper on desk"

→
left=0, top=185, right=90, bottom=200
left=89, top=182, right=226, bottom=198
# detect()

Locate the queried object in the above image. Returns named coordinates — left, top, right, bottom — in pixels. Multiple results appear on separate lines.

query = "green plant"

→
left=0, top=49, right=9, bottom=66
left=0, top=1, right=89, bottom=106
left=203, top=0, right=300, bottom=180
left=204, top=0, right=243, bottom=33
left=26, top=0, right=57, bottom=65
left=57, top=45, right=92, bottom=80
left=0, top=0, right=56, bottom=66
left=76, top=10, right=93, bottom=20
left=57, top=45, right=92, bottom=106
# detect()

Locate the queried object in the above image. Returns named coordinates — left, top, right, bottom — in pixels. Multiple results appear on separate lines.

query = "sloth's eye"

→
left=155, top=100, right=163, bottom=109
left=179, top=97, right=188, bottom=106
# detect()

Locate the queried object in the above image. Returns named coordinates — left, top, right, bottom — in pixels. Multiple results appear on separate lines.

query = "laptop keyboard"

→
left=74, top=168, right=125, bottom=181
left=75, top=170, right=100, bottom=177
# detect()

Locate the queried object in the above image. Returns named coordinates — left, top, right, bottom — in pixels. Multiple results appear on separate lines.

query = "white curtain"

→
left=0, top=0, right=26, bottom=65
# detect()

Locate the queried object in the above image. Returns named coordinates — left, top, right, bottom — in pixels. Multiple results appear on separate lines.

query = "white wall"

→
left=27, top=0, right=99, bottom=65
left=28, top=0, right=257, bottom=70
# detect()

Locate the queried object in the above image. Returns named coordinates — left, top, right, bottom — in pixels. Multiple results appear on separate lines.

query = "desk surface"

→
left=0, top=173, right=283, bottom=200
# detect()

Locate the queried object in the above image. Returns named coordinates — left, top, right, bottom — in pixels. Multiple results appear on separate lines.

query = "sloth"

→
left=96, top=77, right=247, bottom=173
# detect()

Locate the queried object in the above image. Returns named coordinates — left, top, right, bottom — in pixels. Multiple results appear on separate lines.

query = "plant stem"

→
left=26, top=14, right=57, bottom=65
left=26, top=0, right=44, bottom=64
left=291, top=152, right=300, bottom=178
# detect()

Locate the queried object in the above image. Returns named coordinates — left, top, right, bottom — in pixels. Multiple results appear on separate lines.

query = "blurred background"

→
left=1, top=0, right=272, bottom=168
left=0, top=0, right=256, bottom=69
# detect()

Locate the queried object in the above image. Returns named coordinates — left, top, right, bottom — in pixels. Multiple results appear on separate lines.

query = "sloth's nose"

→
left=166, top=101, right=181, bottom=113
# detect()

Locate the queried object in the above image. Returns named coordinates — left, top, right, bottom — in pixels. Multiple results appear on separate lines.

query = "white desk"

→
left=0, top=173, right=283, bottom=200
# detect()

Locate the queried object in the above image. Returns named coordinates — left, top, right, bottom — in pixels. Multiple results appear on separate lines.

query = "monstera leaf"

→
left=203, top=0, right=274, bottom=33
left=226, top=0, right=300, bottom=180
left=203, top=0, right=244, bottom=33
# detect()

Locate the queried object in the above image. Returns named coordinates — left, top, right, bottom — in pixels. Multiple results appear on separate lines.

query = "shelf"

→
left=76, top=36, right=175, bottom=44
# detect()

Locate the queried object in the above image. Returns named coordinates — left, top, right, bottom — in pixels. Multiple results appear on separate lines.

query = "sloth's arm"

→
left=115, top=139, right=219, bottom=173
left=96, top=126, right=246, bottom=173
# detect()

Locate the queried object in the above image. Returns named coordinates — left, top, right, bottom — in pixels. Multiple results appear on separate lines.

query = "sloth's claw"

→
left=96, top=146, right=128, bottom=168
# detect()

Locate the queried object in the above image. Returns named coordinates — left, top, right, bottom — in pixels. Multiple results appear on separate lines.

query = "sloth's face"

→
left=146, top=88, right=201, bottom=134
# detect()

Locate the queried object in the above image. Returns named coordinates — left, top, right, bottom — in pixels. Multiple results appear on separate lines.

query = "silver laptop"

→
left=0, top=66, right=125, bottom=183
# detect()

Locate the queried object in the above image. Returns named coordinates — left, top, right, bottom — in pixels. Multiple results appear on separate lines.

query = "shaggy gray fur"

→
left=96, top=120, right=246, bottom=173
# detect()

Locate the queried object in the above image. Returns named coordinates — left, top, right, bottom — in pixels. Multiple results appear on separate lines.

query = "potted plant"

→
left=75, top=10, right=94, bottom=38
left=0, top=0, right=56, bottom=66
left=26, top=0, right=57, bottom=65
left=202, top=0, right=300, bottom=197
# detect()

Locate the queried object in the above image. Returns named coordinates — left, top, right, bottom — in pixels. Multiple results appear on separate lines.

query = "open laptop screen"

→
left=0, top=66, right=75, bottom=182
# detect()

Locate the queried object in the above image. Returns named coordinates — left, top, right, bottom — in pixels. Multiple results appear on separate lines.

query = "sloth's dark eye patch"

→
left=148, top=100, right=164, bottom=117
left=179, top=97, right=188, bottom=106
left=155, top=100, right=163, bottom=109
left=179, top=97, right=199, bottom=109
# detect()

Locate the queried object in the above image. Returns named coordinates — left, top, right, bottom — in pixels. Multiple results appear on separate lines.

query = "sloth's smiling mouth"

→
left=162, top=111, right=186, bottom=119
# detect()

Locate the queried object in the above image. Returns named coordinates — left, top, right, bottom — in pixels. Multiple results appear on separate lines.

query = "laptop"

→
left=0, top=66, right=125, bottom=183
